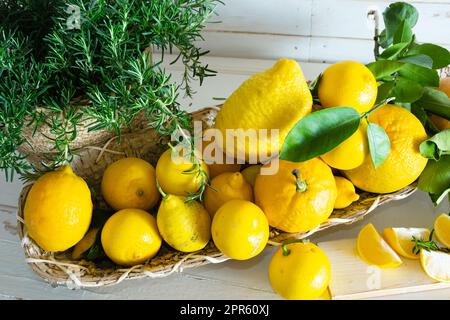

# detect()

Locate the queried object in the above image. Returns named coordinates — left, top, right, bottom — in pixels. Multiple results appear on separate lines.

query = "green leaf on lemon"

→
left=366, top=61, right=403, bottom=80
left=419, top=129, right=450, bottom=161
left=390, top=77, right=424, bottom=103
left=398, top=54, right=433, bottom=68
left=415, top=87, right=450, bottom=120
left=407, top=43, right=450, bottom=69
left=280, top=107, right=361, bottom=162
left=367, top=122, right=391, bottom=168
left=418, top=156, right=450, bottom=205
left=398, top=63, right=439, bottom=87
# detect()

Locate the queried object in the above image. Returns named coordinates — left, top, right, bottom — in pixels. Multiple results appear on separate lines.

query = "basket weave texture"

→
left=17, top=106, right=417, bottom=288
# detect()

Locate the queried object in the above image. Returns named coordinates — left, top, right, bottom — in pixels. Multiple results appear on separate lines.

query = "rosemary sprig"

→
left=412, top=230, right=450, bottom=255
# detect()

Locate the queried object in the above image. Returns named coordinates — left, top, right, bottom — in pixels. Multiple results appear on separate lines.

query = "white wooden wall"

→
left=201, top=0, right=450, bottom=63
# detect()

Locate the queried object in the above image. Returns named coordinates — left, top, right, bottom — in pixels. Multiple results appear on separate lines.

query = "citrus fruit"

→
left=101, top=208, right=162, bottom=266
left=101, top=157, right=159, bottom=211
left=157, top=194, right=211, bottom=252
left=333, top=176, right=360, bottom=209
left=24, top=165, right=93, bottom=252
left=254, top=158, right=337, bottom=233
left=203, top=172, right=253, bottom=217
left=318, top=60, right=377, bottom=113
left=344, top=104, right=428, bottom=193
left=72, top=228, right=99, bottom=259
left=383, top=227, right=430, bottom=259
left=434, top=214, right=450, bottom=248
left=321, top=124, right=368, bottom=170
left=156, top=148, right=209, bottom=196
left=269, top=242, right=331, bottom=300
left=240, top=165, right=261, bottom=187
left=214, top=58, right=312, bottom=161
left=420, top=249, right=450, bottom=282
left=211, top=200, right=269, bottom=260
left=357, top=224, right=402, bottom=268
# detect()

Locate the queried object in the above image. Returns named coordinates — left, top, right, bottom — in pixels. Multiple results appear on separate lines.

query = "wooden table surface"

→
left=0, top=56, right=449, bottom=300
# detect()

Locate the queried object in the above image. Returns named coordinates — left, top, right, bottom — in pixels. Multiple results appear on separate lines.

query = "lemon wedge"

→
left=434, top=214, right=450, bottom=249
left=383, top=227, right=430, bottom=259
left=357, top=223, right=402, bottom=268
left=420, top=249, right=450, bottom=282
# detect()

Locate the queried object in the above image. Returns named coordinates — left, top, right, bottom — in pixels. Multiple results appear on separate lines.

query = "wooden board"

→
left=319, top=239, right=450, bottom=300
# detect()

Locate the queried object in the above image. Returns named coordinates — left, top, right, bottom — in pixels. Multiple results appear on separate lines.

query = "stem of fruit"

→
left=361, top=97, right=396, bottom=120
left=156, top=180, right=168, bottom=199
left=292, top=169, right=308, bottom=192
left=281, top=238, right=310, bottom=256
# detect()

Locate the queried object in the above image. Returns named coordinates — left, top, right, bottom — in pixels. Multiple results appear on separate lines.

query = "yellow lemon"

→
left=321, top=124, right=368, bottom=170
left=420, top=249, right=450, bottom=282
left=333, top=176, right=360, bottom=209
left=318, top=60, right=377, bottom=113
left=156, top=148, right=209, bottom=196
left=344, top=105, right=428, bottom=193
left=102, top=157, right=159, bottom=211
left=269, top=242, right=331, bottom=300
left=434, top=214, right=450, bottom=248
left=211, top=200, right=269, bottom=260
left=101, top=209, right=162, bottom=266
left=214, top=58, right=312, bottom=161
left=255, top=159, right=337, bottom=233
left=157, top=194, right=211, bottom=252
left=203, top=172, right=253, bottom=217
left=240, top=165, right=261, bottom=187
left=72, top=228, right=99, bottom=260
left=24, top=165, right=93, bottom=252
left=383, top=227, right=430, bottom=259
left=357, top=223, right=402, bottom=268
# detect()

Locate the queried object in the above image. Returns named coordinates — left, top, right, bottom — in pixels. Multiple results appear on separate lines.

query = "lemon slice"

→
left=357, top=223, right=402, bottom=268
left=383, top=227, right=430, bottom=259
left=420, top=249, right=450, bottom=282
left=434, top=214, right=450, bottom=249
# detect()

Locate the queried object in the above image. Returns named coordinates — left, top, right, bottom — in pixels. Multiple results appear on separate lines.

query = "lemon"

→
left=203, top=172, right=253, bottom=217
left=357, top=224, right=402, bottom=268
left=434, top=214, right=450, bottom=248
left=211, top=200, right=269, bottom=260
left=101, top=209, right=162, bottom=266
left=72, top=228, right=99, bottom=260
left=102, top=157, right=159, bottom=211
left=24, top=165, right=93, bottom=252
left=344, top=105, right=428, bottom=194
left=420, top=249, right=450, bottom=282
left=269, top=242, right=331, bottom=300
left=156, top=148, right=209, bottom=196
left=383, top=227, right=430, bottom=259
left=333, top=176, right=360, bottom=209
left=157, top=195, right=211, bottom=252
left=214, top=58, right=312, bottom=161
left=321, top=124, right=368, bottom=170
left=240, top=165, right=261, bottom=187
left=318, top=60, right=377, bottom=113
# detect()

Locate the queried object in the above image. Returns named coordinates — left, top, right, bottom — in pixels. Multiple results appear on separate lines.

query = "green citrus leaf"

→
left=418, top=156, right=450, bottom=205
left=367, top=122, right=391, bottom=168
left=390, top=77, right=424, bottom=103
left=379, top=42, right=409, bottom=60
left=280, top=107, right=361, bottom=162
left=419, top=129, right=450, bottom=161
left=408, top=43, right=450, bottom=69
left=376, top=81, right=395, bottom=103
left=381, top=2, right=418, bottom=46
left=398, top=54, right=433, bottom=68
left=415, top=87, right=450, bottom=120
left=393, top=20, right=413, bottom=44
left=398, top=63, right=439, bottom=87
left=366, top=61, right=404, bottom=80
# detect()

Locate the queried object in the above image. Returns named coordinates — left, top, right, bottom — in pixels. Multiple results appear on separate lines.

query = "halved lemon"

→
left=434, top=214, right=450, bottom=249
left=420, top=249, right=450, bottom=282
left=383, top=227, right=430, bottom=259
left=357, top=223, right=402, bottom=268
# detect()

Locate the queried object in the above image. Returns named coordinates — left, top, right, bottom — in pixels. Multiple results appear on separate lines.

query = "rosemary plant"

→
left=0, top=0, right=220, bottom=200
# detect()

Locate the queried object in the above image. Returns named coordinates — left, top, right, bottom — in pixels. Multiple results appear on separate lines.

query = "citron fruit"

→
left=211, top=200, right=269, bottom=260
left=383, top=227, right=430, bottom=259
left=344, top=104, right=428, bottom=194
left=240, top=165, right=261, bottom=187
left=434, top=214, right=450, bottom=248
left=214, top=58, right=312, bottom=161
left=156, top=148, right=209, bottom=196
left=157, top=194, right=211, bottom=252
left=269, top=242, right=331, bottom=300
left=420, top=249, right=450, bottom=282
left=72, top=228, right=99, bottom=260
left=101, top=209, right=162, bottom=266
left=333, top=176, right=360, bottom=209
left=255, top=158, right=337, bottom=233
left=321, top=124, right=368, bottom=170
left=318, top=60, right=377, bottom=113
left=203, top=172, right=253, bottom=217
left=357, top=224, right=402, bottom=268
left=102, top=157, right=159, bottom=211
left=24, top=165, right=92, bottom=252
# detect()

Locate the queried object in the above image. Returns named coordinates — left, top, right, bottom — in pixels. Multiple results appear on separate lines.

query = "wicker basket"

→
left=16, top=106, right=417, bottom=288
